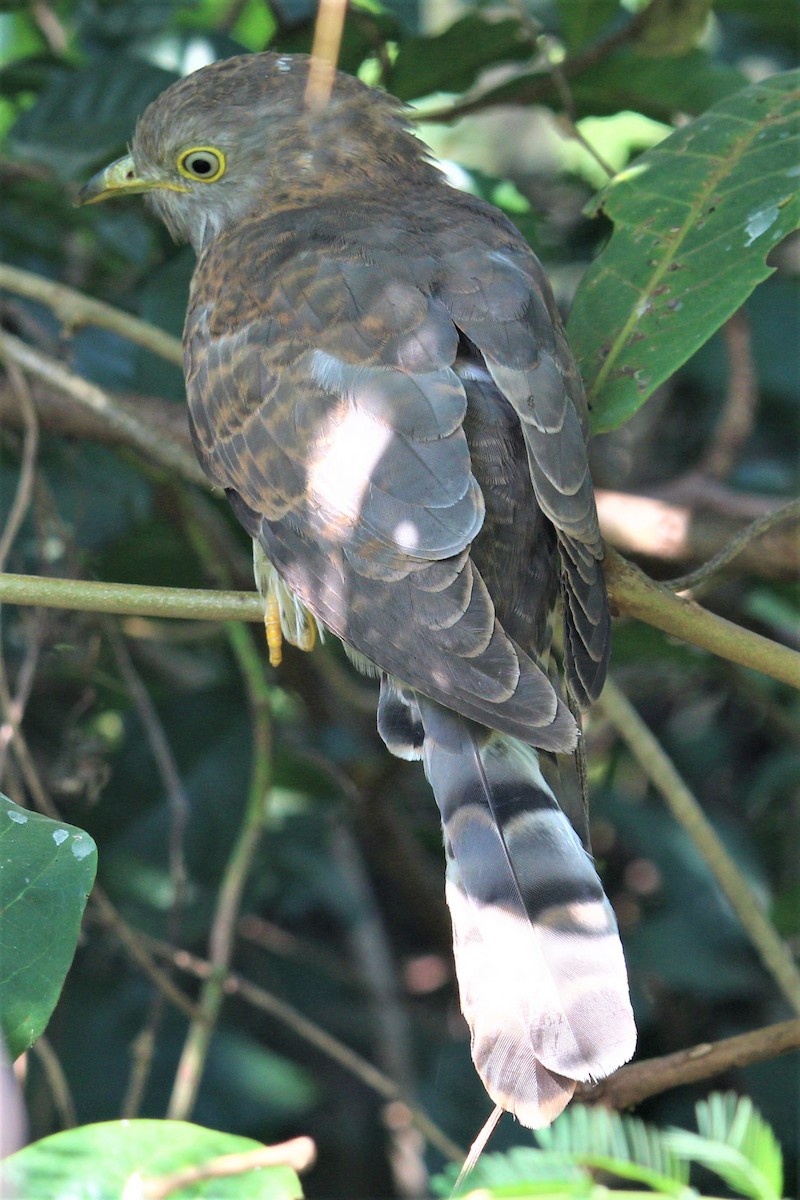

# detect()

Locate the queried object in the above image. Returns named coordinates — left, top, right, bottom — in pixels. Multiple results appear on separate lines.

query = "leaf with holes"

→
left=567, top=68, right=800, bottom=433
left=0, top=793, right=96, bottom=1059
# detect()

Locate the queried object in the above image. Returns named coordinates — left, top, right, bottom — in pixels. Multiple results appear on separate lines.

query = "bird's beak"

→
left=75, top=154, right=189, bottom=206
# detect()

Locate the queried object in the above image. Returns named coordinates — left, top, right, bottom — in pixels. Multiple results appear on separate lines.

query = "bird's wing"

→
left=184, top=207, right=576, bottom=752
left=435, top=215, right=611, bottom=707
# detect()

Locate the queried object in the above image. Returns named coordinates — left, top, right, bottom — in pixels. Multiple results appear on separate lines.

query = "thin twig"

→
left=330, top=818, right=428, bottom=1197
left=167, top=618, right=272, bottom=1120
left=3, top=559, right=800, bottom=688
left=0, top=359, right=39, bottom=571
left=0, top=670, right=200, bottom=1025
left=452, top=1105, right=503, bottom=1195
left=90, top=887, right=202, bottom=1023
left=0, top=359, right=44, bottom=780
left=143, top=937, right=465, bottom=1163
left=0, top=264, right=183, bottom=365
left=0, top=654, right=60, bottom=819
left=546, top=53, right=616, bottom=180
left=598, top=678, right=800, bottom=1014
left=579, top=1018, right=800, bottom=1110
left=418, top=7, right=649, bottom=124
left=0, top=608, right=46, bottom=781
left=106, top=621, right=191, bottom=1117
left=702, top=310, right=758, bottom=480
left=30, top=1035, right=77, bottom=1130
left=0, top=330, right=205, bottom=486
left=664, top=498, right=800, bottom=594
left=0, top=573, right=263, bottom=623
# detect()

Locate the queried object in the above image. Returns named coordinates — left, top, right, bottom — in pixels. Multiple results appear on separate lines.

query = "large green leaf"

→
left=568, top=47, right=745, bottom=120
left=556, top=0, right=620, bottom=52
left=0, top=794, right=96, bottom=1059
left=388, top=14, right=531, bottom=101
left=8, top=59, right=178, bottom=178
left=568, top=69, right=800, bottom=432
left=1, top=1120, right=303, bottom=1199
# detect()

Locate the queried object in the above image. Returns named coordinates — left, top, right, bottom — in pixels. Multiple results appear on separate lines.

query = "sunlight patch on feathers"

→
left=307, top=404, right=394, bottom=534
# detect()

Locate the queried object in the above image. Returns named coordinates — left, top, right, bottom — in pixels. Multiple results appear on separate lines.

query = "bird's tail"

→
left=378, top=680, right=635, bottom=1127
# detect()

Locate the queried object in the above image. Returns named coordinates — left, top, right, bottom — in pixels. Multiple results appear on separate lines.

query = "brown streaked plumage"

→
left=78, top=51, right=635, bottom=1126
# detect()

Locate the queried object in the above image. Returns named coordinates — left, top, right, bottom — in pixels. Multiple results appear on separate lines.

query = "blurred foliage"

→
left=0, top=1, right=798, bottom=1198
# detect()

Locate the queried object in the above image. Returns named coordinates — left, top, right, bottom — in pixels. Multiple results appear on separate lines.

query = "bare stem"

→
left=604, top=549, right=800, bottom=690
left=0, top=330, right=204, bottom=486
left=0, top=360, right=39, bottom=572
left=6, top=558, right=798, bottom=689
left=598, top=678, right=800, bottom=1015
left=0, top=264, right=182, bottom=365
left=166, top=618, right=273, bottom=1119
left=665, top=497, right=800, bottom=594
left=144, top=936, right=465, bottom=1163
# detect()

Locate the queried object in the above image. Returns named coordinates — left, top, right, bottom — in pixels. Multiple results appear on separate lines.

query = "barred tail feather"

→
left=416, top=696, right=635, bottom=1128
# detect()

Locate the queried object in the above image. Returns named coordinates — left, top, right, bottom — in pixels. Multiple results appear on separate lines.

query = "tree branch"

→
left=0, top=331, right=205, bottom=486
left=578, top=1019, right=800, bottom=1110
left=604, top=550, right=800, bottom=689
left=2, top=557, right=799, bottom=689
left=0, top=263, right=182, bottom=365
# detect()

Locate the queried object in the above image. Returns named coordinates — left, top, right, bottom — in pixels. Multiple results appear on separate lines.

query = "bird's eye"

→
left=177, top=147, right=225, bottom=182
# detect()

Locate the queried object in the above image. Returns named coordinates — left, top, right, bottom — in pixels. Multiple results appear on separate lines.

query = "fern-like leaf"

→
left=536, top=1105, right=690, bottom=1193
left=664, top=1092, right=784, bottom=1200
left=435, top=1147, right=586, bottom=1197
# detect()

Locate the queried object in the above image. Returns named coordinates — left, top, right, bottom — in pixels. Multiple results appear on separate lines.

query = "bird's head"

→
left=77, top=52, right=430, bottom=252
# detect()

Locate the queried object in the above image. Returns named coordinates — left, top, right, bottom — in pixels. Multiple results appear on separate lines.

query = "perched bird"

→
left=78, top=51, right=635, bottom=1126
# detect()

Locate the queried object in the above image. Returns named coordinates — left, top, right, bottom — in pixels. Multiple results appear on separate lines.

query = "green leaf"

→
left=557, top=0, right=620, bottom=52
left=636, top=0, right=713, bottom=57
left=0, top=793, right=96, bottom=1059
left=568, top=69, right=800, bottom=433
left=1, top=1120, right=303, bottom=1199
left=438, top=1145, right=587, bottom=1195
left=569, top=47, right=746, bottom=121
left=536, top=1104, right=689, bottom=1193
left=388, top=15, right=532, bottom=101
left=8, top=59, right=178, bottom=178
left=664, top=1093, right=784, bottom=1200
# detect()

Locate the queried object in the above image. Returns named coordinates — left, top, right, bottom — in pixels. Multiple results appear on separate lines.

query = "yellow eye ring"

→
left=177, top=147, right=226, bottom=183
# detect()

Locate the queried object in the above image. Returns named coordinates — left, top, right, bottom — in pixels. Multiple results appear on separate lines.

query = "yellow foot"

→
left=265, top=590, right=283, bottom=668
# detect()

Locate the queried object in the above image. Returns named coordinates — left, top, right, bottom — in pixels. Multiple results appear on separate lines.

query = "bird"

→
left=77, top=51, right=636, bottom=1127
